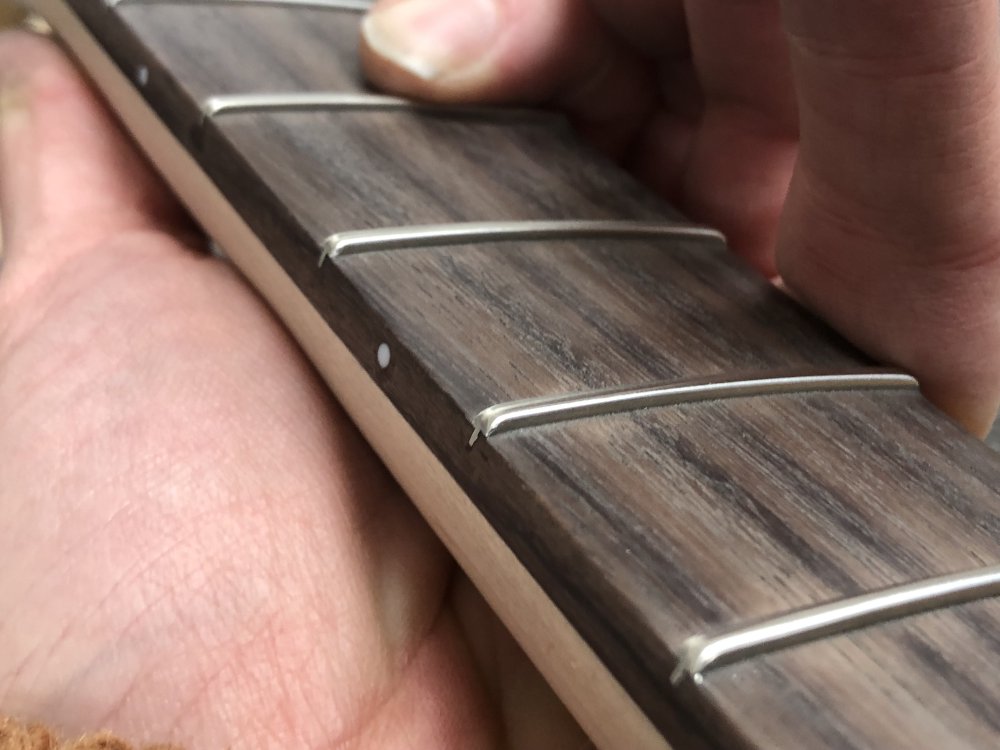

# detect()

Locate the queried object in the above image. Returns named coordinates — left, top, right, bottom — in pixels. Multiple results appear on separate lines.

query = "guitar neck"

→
left=35, top=1, right=1000, bottom=747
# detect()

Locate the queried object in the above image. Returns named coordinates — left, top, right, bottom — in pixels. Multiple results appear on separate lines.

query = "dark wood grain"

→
left=57, top=3, right=1000, bottom=748
left=701, top=598, right=1000, bottom=749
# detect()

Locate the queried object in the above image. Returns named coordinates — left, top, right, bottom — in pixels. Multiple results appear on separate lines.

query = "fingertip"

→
left=777, top=202, right=1000, bottom=443
left=920, top=383, right=1000, bottom=441
left=359, top=0, right=503, bottom=101
left=778, top=0, right=1000, bottom=444
left=361, top=0, right=663, bottom=166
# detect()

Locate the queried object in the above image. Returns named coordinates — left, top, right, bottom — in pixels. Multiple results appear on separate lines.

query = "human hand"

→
left=0, top=31, right=587, bottom=749
left=360, top=0, right=1000, bottom=436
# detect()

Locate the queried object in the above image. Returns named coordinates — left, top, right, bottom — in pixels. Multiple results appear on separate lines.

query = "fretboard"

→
left=36, top=1, right=1000, bottom=747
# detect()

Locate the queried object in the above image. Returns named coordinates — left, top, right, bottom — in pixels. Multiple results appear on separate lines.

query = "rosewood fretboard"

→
left=36, top=1, right=1000, bottom=747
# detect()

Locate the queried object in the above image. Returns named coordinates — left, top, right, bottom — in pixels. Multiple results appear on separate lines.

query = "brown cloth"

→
left=0, top=717, right=179, bottom=750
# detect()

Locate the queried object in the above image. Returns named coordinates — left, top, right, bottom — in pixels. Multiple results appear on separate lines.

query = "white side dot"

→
left=377, top=343, right=391, bottom=370
left=135, top=66, right=149, bottom=87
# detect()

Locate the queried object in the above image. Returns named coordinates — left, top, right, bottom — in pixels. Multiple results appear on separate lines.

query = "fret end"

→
left=320, top=234, right=348, bottom=262
left=470, top=405, right=507, bottom=445
left=200, top=97, right=224, bottom=124
left=669, top=664, right=704, bottom=687
left=704, top=227, right=727, bottom=245
left=671, top=635, right=711, bottom=687
left=317, top=243, right=332, bottom=267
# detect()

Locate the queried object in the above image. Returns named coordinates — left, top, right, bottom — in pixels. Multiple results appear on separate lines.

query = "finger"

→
left=359, top=0, right=661, bottom=156
left=777, top=0, right=1000, bottom=435
left=676, top=0, right=798, bottom=273
left=0, top=32, right=192, bottom=286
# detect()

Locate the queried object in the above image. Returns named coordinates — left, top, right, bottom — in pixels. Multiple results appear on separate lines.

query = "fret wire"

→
left=469, top=369, right=918, bottom=445
left=200, top=92, right=549, bottom=124
left=672, top=565, right=1000, bottom=685
left=107, top=0, right=371, bottom=11
left=319, top=220, right=726, bottom=264
left=203, top=92, right=409, bottom=120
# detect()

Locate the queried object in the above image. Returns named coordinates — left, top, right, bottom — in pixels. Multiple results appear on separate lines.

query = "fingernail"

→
left=362, top=0, right=498, bottom=82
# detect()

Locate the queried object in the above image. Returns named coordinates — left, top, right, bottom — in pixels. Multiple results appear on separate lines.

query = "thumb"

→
left=359, top=0, right=659, bottom=154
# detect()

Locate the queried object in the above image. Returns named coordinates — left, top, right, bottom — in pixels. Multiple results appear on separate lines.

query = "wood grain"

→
left=52, top=2, right=1000, bottom=748
left=702, top=598, right=1000, bottom=749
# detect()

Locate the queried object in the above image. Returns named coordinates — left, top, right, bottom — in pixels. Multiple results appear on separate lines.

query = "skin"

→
left=0, top=0, right=998, bottom=746
left=0, top=31, right=585, bottom=750
left=361, top=0, right=1000, bottom=436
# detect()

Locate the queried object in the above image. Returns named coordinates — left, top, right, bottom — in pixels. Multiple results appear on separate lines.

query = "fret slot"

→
left=200, top=92, right=548, bottom=124
left=319, top=220, right=725, bottom=263
left=672, top=565, right=1000, bottom=685
left=107, top=0, right=370, bottom=11
left=469, top=369, right=918, bottom=445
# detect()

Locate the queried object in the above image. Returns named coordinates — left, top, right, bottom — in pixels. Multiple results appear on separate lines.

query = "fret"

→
left=469, top=369, right=917, bottom=445
left=320, top=220, right=725, bottom=264
left=201, top=91, right=549, bottom=123
left=672, top=565, right=1000, bottom=685
left=202, top=92, right=415, bottom=120
left=107, top=0, right=369, bottom=10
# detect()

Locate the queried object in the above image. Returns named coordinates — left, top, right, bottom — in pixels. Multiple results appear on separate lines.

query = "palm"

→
left=0, top=32, right=583, bottom=749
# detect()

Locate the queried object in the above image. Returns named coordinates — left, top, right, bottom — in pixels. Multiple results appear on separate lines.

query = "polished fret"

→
left=200, top=91, right=548, bottom=124
left=107, top=0, right=370, bottom=10
left=672, top=565, right=1000, bottom=685
left=202, top=92, right=415, bottom=120
left=320, top=220, right=725, bottom=264
left=469, top=369, right=918, bottom=445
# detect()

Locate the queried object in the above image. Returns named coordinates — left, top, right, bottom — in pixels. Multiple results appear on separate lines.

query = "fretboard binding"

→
left=319, top=220, right=725, bottom=264
left=106, top=0, right=370, bottom=11
left=199, top=92, right=550, bottom=124
left=672, top=565, right=1000, bottom=685
left=469, top=369, right=918, bottom=445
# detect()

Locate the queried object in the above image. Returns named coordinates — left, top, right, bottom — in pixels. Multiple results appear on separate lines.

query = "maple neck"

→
left=37, top=0, right=1000, bottom=747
